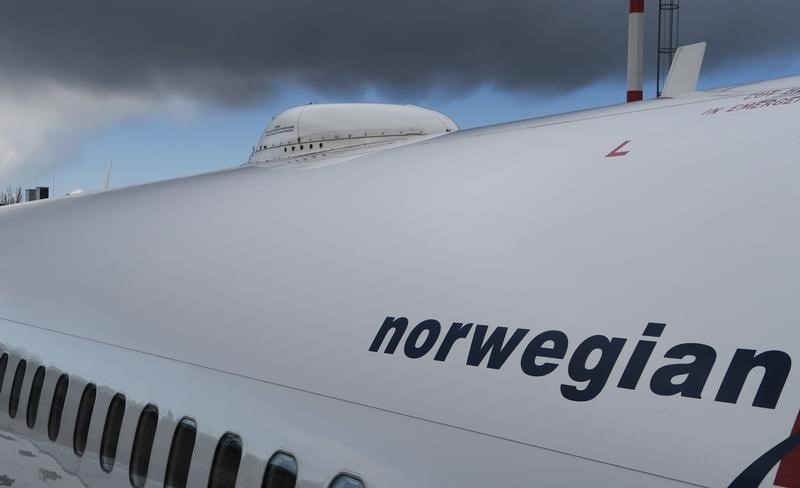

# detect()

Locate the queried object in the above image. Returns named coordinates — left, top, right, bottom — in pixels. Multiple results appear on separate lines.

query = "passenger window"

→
left=164, top=417, right=197, bottom=488
left=130, top=404, right=159, bottom=488
left=208, top=432, right=243, bottom=488
left=262, top=452, right=298, bottom=488
left=48, top=374, right=69, bottom=441
left=330, top=474, right=365, bottom=488
left=73, top=383, right=96, bottom=456
left=0, top=354, right=7, bottom=395
left=8, top=359, right=27, bottom=418
left=100, top=393, right=126, bottom=472
left=26, top=366, right=46, bottom=428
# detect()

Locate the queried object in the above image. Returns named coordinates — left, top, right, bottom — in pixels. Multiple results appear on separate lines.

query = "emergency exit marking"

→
left=606, top=140, right=631, bottom=158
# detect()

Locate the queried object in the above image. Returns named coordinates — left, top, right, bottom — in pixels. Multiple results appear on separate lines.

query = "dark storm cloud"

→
left=0, top=1, right=798, bottom=103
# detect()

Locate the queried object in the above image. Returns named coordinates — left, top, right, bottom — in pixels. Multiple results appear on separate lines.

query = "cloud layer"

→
left=2, top=1, right=798, bottom=101
left=1, top=1, right=799, bottom=179
left=0, top=83, right=150, bottom=179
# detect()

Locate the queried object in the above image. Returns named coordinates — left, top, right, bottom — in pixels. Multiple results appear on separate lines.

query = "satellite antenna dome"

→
left=249, top=103, right=458, bottom=164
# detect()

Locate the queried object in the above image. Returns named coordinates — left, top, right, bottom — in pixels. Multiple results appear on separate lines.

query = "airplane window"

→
left=100, top=393, right=126, bottom=472
left=48, top=374, right=69, bottom=441
left=73, top=383, right=97, bottom=456
left=262, top=451, right=297, bottom=488
left=330, top=474, right=365, bottom=488
left=208, top=432, right=243, bottom=488
left=8, top=359, right=27, bottom=418
left=25, top=366, right=46, bottom=428
left=0, top=354, right=7, bottom=395
left=130, top=404, right=159, bottom=488
left=165, top=417, right=197, bottom=488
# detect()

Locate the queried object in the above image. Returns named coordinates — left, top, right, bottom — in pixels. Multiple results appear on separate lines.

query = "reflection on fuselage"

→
left=0, top=341, right=351, bottom=488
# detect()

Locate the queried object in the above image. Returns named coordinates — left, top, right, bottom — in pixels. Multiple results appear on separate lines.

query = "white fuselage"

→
left=1, top=76, right=800, bottom=488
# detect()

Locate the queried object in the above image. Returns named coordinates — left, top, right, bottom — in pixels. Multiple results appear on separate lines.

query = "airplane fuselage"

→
left=1, top=75, right=800, bottom=487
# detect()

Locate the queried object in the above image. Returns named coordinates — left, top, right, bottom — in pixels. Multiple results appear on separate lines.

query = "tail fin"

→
left=662, top=42, right=707, bottom=98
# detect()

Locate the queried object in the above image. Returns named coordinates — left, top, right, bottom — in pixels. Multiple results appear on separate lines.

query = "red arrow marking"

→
left=606, top=140, right=631, bottom=158
left=775, top=410, right=800, bottom=487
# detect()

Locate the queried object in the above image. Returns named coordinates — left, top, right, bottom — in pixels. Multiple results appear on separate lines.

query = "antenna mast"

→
left=103, top=160, right=113, bottom=191
left=656, top=0, right=680, bottom=97
left=626, top=0, right=645, bottom=102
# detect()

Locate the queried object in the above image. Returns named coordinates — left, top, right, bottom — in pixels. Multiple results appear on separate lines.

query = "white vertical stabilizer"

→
left=661, top=42, right=707, bottom=98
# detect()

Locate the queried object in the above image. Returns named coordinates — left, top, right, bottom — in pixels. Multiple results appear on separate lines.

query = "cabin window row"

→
left=284, top=142, right=324, bottom=153
left=0, top=352, right=365, bottom=488
left=256, top=142, right=325, bottom=153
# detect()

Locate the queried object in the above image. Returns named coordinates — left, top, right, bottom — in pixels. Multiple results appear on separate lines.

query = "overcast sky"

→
left=1, top=0, right=799, bottom=189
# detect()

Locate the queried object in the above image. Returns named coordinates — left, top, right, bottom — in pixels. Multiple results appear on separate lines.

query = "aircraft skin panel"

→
left=0, top=75, right=799, bottom=486
left=0, top=319, right=695, bottom=487
left=447, top=74, right=800, bottom=140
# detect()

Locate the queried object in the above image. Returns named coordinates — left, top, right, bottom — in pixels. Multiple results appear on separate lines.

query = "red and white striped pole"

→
left=627, top=0, right=645, bottom=102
